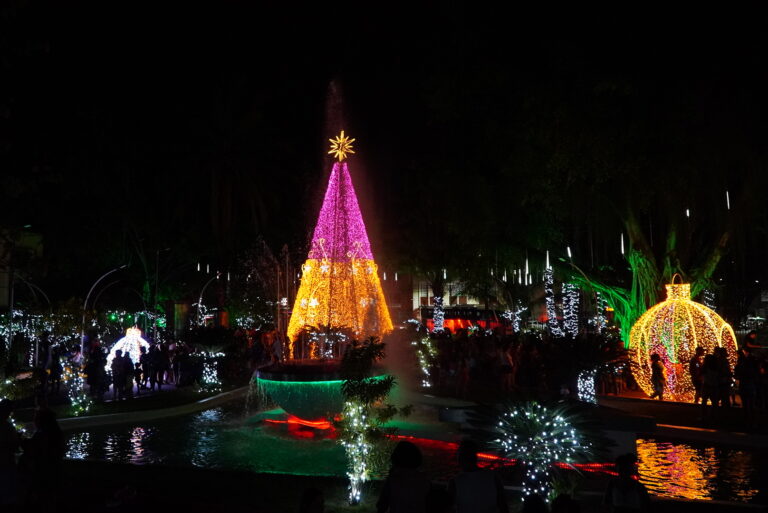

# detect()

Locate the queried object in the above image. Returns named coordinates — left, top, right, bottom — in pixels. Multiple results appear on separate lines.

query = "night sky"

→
left=3, top=4, right=768, bottom=312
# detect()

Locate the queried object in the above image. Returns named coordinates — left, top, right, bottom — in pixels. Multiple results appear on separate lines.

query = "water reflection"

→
left=637, top=438, right=759, bottom=502
left=60, top=403, right=765, bottom=504
left=129, top=427, right=147, bottom=464
left=66, top=432, right=90, bottom=459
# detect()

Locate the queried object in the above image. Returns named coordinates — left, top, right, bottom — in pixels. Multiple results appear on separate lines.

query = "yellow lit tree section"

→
left=287, top=258, right=393, bottom=347
left=629, top=277, right=737, bottom=402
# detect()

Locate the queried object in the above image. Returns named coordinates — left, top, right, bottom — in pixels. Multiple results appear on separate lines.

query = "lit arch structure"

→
left=105, top=327, right=150, bottom=371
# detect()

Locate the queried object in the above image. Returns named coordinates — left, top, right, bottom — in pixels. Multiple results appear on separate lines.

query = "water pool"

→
left=65, top=402, right=349, bottom=476
left=62, top=401, right=768, bottom=504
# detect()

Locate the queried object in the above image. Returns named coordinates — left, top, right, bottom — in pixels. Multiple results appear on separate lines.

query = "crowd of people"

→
left=90, top=342, right=182, bottom=401
left=413, top=328, right=628, bottom=401
left=651, top=344, right=768, bottom=423
left=19, top=331, right=240, bottom=405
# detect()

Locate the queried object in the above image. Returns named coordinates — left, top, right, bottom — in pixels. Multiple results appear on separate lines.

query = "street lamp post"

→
left=81, top=264, right=127, bottom=355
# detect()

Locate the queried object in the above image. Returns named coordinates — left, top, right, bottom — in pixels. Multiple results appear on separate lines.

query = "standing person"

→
left=48, top=348, right=63, bottom=396
left=167, top=343, right=177, bottom=384
left=450, top=439, right=508, bottom=513
left=735, top=347, right=760, bottom=424
left=111, top=350, right=126, bottom=400
left=714, top=347, right=732, bottom=408
left=271, top=331, right=283, bottom=364
left=700, top=354, right=719, bottom=421
left=139, top=346, right=150, bottom=389
left=376, top=441, right=431, bottom=513
left=121, top=352, right=134, bottom=399
left=603, top=453, right=649, bottom=513
left=649, top=354, right=666, bottom=401
left=19, top=407, right=64, bottom=510
left=158, top=344, right=171, bottom=385
left=87, top=344, right=107, bottom=400
left=689, top=347, right=705, bottom=404
left=148, top=346, right=160, bottom=391
left=498, top=342, right=515, bottom=394
left=0, top=401, right=19, bottom=508
left=171, top=344, right=182, bottom=385
left=133, top=363, right=143, bottom=396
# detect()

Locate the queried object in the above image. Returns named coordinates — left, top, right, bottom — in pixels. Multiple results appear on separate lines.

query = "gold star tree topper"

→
left=328, top=130, right=355, bottom=161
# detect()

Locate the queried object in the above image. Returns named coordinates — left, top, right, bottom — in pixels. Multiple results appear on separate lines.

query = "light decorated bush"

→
left=494, top=402, right=591, bottom=501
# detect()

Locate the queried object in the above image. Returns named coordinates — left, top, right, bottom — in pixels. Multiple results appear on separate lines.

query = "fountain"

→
left=255, top=130, right=392, bottom=423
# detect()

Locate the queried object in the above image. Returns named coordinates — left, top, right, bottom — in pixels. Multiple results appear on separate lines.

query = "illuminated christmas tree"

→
left=287, top=131, right=393, bottom=353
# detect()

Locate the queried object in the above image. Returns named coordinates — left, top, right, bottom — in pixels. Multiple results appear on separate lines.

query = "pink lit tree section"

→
left=287, top=159, right=393, bottom=348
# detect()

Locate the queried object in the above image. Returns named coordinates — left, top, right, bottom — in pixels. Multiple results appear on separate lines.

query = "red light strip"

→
left=258, top=427, right=619, bottom=476
left=263, top=415, right=334, bottom=430
left=390, top=435, right=617, bottom=475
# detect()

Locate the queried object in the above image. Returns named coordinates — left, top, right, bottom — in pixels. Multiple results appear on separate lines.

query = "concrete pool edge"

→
left=50, top=386, right=250, bottom=431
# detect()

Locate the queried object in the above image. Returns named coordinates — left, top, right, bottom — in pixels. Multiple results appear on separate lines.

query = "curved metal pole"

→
left=13, top=276, right=54, bottom=367
left=28, top=283, right=51, bottom=313
left=81, top=264, right=127, bottom=354
left=196, top=273, right=220, bottom=326
left=91, top=280, right=121, bottom=312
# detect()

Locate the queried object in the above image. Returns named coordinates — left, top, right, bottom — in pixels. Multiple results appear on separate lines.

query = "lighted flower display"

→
left=287, top=133, right=392, bottom=348
left=629, top=276, right=737, bottom=402
left=106, top=327, right=150, bottom=371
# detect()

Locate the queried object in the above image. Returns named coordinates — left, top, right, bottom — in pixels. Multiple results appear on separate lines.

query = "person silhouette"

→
left=603, top=453, right=649, bottom=513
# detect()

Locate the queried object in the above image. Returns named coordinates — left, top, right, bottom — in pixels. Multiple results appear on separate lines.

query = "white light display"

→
left=495, top=402, right=588, bottom=501
left=577, top=369, right=597, bottom=404
left=702, top=289, right=716, bottom=311
left=544, top=268, right=564, bottom=337
left=432, top=296, right=445, bottom=333
left=412, top=336, right=438, bottom=387
left=106, top=327, right=150, bottom=371
left=342, top=401, right=371, bottom=504
left=562, top=283, right=579, bottom=337
left=63, top=363, right=92, bottom=416
left=502, top=302, right=527, bottom=333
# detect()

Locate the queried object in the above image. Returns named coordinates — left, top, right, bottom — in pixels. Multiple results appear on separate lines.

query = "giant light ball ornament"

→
left=629, top=275, right=737, bottom=402
left=106, top=327, right=150, bottom=371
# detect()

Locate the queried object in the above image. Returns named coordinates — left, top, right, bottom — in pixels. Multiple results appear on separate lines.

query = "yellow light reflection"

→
left=636, top=438, right=758, bottom=502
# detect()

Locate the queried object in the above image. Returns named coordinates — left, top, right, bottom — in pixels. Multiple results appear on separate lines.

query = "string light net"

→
left=629, top=276, right=737, bottom=402
left=287, top=159, right=392, bottom=350
left=106, top=327, right=150, bottom=371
